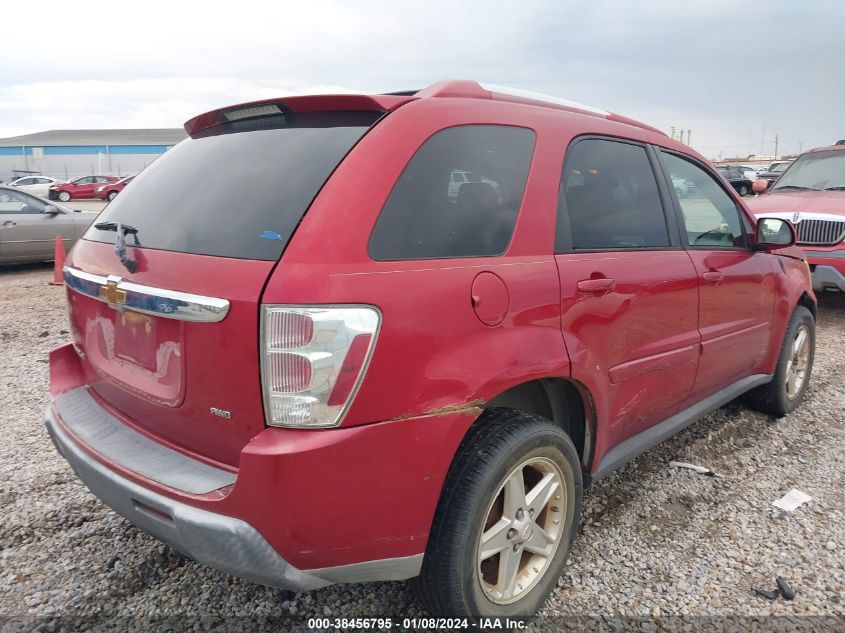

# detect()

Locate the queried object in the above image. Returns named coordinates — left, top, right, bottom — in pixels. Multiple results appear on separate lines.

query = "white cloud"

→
left=1, top=0, right=843, bottom=157
left=0, top=77, right=358, bottom=137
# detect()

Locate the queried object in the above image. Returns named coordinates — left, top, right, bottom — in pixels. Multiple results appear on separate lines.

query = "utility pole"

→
left=687, top=130, right=692, bottom=146
left=798, top=140, right=804, bottom=154
left=680, top=129, right=685, bottom=145
left=671, top=126, right=676, bottom=140
left=774, top=134, right=779, bottom=159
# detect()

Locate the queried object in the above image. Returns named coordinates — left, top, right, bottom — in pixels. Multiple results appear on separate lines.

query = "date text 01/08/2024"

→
left=306, top=617, right=527, bottom=630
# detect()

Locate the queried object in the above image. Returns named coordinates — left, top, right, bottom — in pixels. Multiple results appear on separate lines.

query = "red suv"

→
left=747, top=144, right=845, bottom=293
left=46, top=80, right=816, bottom=618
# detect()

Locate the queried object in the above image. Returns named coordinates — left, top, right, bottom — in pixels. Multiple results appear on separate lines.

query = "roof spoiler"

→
left=184, top=93, right=414, bottom=136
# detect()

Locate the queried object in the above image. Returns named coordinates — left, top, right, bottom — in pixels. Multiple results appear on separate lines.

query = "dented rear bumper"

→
left=46, top=343, right=478, bottom=587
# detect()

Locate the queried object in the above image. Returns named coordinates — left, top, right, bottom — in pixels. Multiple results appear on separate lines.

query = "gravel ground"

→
left=0, top=263, right=843, bottom=632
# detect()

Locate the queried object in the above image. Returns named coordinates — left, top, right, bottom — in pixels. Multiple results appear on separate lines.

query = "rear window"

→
left=85, top=111, right=381, bottom=260
left=368, top=125, right=535, bottom=260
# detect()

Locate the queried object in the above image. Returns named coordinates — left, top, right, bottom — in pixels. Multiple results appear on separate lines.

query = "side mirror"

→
left=755, top=217, right=796, bottom=249
left=752, top=179, right=769, bottom=194
left=42, top=205, right=62, bottom=215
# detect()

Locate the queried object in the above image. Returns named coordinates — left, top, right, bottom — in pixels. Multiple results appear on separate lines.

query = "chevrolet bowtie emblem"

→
left=792, top=212, right=801, bottom=223
left=99, top=278, right=127, bottom=308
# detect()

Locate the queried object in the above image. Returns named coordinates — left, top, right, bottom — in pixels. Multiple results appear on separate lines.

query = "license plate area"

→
left=114, top=310, right=159, bottom=371
left=76, top=297, right=187, bottom=407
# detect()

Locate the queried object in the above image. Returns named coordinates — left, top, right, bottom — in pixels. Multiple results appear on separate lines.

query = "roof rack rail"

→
left=479, top=82, right=609, bottom=116
left=413, top=80, right=667, bottom=137
left=416, top=80, right=608, bottom=116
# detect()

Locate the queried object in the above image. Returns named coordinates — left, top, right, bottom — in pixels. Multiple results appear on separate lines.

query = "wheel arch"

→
left=796, top=291, right=816, bottom=320
left=482, top=378, right=595, bottom=473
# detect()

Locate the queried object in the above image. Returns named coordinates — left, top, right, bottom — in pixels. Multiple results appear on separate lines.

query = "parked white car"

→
left=7, top=176, right=64, bottom=198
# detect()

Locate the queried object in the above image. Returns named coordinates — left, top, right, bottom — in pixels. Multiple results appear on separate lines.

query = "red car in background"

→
left=94, top=175, right=135, bottom=201
left=747, top=144, right=845, bottom=293
left=48, top=175, right=118, bottom=201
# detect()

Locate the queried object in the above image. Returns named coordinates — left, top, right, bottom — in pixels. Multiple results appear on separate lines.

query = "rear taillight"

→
left=260, top=306, right=380, bottom=428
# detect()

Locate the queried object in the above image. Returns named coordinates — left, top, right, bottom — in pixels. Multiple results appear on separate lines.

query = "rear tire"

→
left=745, top=305, right=815, bottom=416
left=58, top=191, right=71, bottom=202
left=414, top=409, right=582, bottom=618
left=739, top=184, right=749, bottom=196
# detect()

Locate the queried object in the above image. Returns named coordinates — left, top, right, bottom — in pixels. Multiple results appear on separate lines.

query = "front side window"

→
left=559, top=138, right=669, bottom=250
left=660, top=151, right=746, bottom=248
left=369, top=125, right=535, bottom=260
left=772, top=151, right=845, bottom=192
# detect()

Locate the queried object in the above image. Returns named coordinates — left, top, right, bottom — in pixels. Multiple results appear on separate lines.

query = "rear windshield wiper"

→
left=94, top=221, right=140, bottom=273
left=771, top=185, right=820, bottom=192
left=94, top=221, right=139, bottom=235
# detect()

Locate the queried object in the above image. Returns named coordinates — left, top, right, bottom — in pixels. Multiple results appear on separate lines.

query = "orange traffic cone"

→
left=49, top=235, right=66, bottom=286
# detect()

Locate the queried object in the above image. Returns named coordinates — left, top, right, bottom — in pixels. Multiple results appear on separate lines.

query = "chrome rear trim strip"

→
left=63, top=266, right=230, bottom=323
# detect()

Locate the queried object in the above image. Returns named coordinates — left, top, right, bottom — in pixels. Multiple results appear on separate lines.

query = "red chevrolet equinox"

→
left=46, top=80, right=816, bottom=618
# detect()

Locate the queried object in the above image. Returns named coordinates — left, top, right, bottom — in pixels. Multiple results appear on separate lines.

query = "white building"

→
left=0, top=129, right=186, bottom=183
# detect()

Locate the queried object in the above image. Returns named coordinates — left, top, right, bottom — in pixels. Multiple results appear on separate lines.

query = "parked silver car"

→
left=0, top=186, right=97, bottom=264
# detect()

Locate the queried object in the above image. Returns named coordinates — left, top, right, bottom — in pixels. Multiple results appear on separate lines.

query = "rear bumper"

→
left=45, top=405, right=330, bottom=591
left=46, top=344, right=477, bottom=589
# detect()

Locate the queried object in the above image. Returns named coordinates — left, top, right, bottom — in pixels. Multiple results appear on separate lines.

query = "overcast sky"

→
left=1, top=0, right=842, bottom=159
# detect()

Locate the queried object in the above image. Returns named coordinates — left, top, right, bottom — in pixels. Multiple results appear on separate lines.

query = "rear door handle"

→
left=702, top=271, right=724, bottom=284
left=576, top=278, right=616, bottom=293
left=2, top=220, right=16, bottom=227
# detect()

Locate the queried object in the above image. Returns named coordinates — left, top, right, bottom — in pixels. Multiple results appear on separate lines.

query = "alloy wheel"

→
left=785, top=325, right=811, bottom=400
left=477, top=457, right=566, bottom=605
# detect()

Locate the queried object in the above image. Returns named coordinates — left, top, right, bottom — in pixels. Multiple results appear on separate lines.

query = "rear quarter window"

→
left=368, top=125, right=535, bottom=260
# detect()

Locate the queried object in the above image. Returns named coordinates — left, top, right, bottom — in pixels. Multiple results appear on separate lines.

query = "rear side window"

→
left=368, top=125, right=535, bottom=260
left=559, top=138, right=669, bottom=251
left=85, top=111, right=381, bottom=260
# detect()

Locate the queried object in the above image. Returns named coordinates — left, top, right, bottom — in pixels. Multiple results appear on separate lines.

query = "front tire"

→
left=58, top=191, right=71, bottom=202
left=739, top=184, right=749, bottom=196
left=745, top=305, right=815, bottom=416
left=415, top=409, right=582, bottom=618
left=107, top=190, right=118, bottom=201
